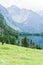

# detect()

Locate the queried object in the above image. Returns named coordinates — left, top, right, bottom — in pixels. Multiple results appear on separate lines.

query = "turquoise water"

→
left=19, top=36, right=43, bottom=48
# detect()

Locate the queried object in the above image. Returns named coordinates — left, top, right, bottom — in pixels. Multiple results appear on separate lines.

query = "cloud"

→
left=0, top=0, right=43, bottom=11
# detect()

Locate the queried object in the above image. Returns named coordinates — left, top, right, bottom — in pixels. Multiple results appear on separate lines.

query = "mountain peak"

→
left=7, top=5, right=38, bottom=23
left=8, top=5, right=20, bottom=11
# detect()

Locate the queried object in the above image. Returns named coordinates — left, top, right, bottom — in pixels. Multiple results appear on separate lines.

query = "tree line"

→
left=18, top=37, right=42, bottom=49
left=0, top=34, right=42, bottom=49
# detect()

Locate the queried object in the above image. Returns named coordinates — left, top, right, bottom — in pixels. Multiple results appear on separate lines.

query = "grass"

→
left=0, top=43, right=43, bottom=65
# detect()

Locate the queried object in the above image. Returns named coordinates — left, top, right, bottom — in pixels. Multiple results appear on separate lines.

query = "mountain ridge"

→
left=0, top=4, right=43, bottom=33
left=0, top=4, right=23, bottom=32
left=8, top=5, right=43, bottom=33
left=0, top=12, right=19, bottom=37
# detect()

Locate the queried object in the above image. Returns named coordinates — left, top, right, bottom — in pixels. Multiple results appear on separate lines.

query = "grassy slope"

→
left=0, top=43, right=43, bottom=65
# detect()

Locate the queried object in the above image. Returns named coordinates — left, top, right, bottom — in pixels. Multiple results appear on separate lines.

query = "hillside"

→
left=0, top=4, right=23, bottom=32
left=0, top=13, right=18, bottom=37
left=0, top=43, right=43, bottom=65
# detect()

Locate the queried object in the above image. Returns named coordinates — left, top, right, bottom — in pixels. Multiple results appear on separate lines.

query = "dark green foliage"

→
left=36, top=44, right=42, bottom=49
left=20, top=32, right=41, bottom=36
left=29, top=40, right=35, bottom=48
left=18, top=37, right=42, bottom=49
left=20, top=37, right=34, bottom=48
left=9, top=36, right=16, bottom=45
left=0, top=33, right=16, bottom=45
left=0, top=13, right=19, bottom=37
left=0, top=13, right=18, bottom=45
left=21, top=37, right=28, bottom=47
left=18, top=40, right=20, bottom=46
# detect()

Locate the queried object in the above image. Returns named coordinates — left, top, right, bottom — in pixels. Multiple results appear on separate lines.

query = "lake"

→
left=19, top=35, right=43, bottom=48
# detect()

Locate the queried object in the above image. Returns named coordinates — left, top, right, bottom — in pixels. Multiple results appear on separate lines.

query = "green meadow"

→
left=0, top=43, right=43, bottom=65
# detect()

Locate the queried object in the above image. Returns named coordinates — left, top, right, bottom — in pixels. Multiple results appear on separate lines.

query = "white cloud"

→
left=0, top=0, right=43, bottom=11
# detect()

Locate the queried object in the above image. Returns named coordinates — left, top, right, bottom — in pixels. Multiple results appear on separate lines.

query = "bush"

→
left=9, top=36, right=16, bottom=45
left=36, top=44, right=42, bottom=49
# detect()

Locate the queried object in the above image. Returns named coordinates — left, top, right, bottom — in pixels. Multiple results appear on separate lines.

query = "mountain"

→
left=8, top=5, right=43, bottom=33
left=0, top=13, right=18, bottom=36
left=37, top=10, right=43, bottom=16
left=0, top=4, right=23, bottom=32
left=8, top=5, right=31, bottom=23
left=0, top=4, right=43, bottom=33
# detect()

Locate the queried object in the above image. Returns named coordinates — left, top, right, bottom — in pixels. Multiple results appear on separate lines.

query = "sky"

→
left=0, top=0, right=43, bottom=12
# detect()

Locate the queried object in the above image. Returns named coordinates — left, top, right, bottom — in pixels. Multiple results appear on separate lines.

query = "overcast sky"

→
left=0, top=0, right=43, bottom=12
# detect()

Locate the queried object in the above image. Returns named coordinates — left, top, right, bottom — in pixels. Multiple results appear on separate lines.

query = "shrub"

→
left=36, top=44, right=42, bottom=49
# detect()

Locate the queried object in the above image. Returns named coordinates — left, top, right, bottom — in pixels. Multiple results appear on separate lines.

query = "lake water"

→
left=19, top=35, right=43, bottom=48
